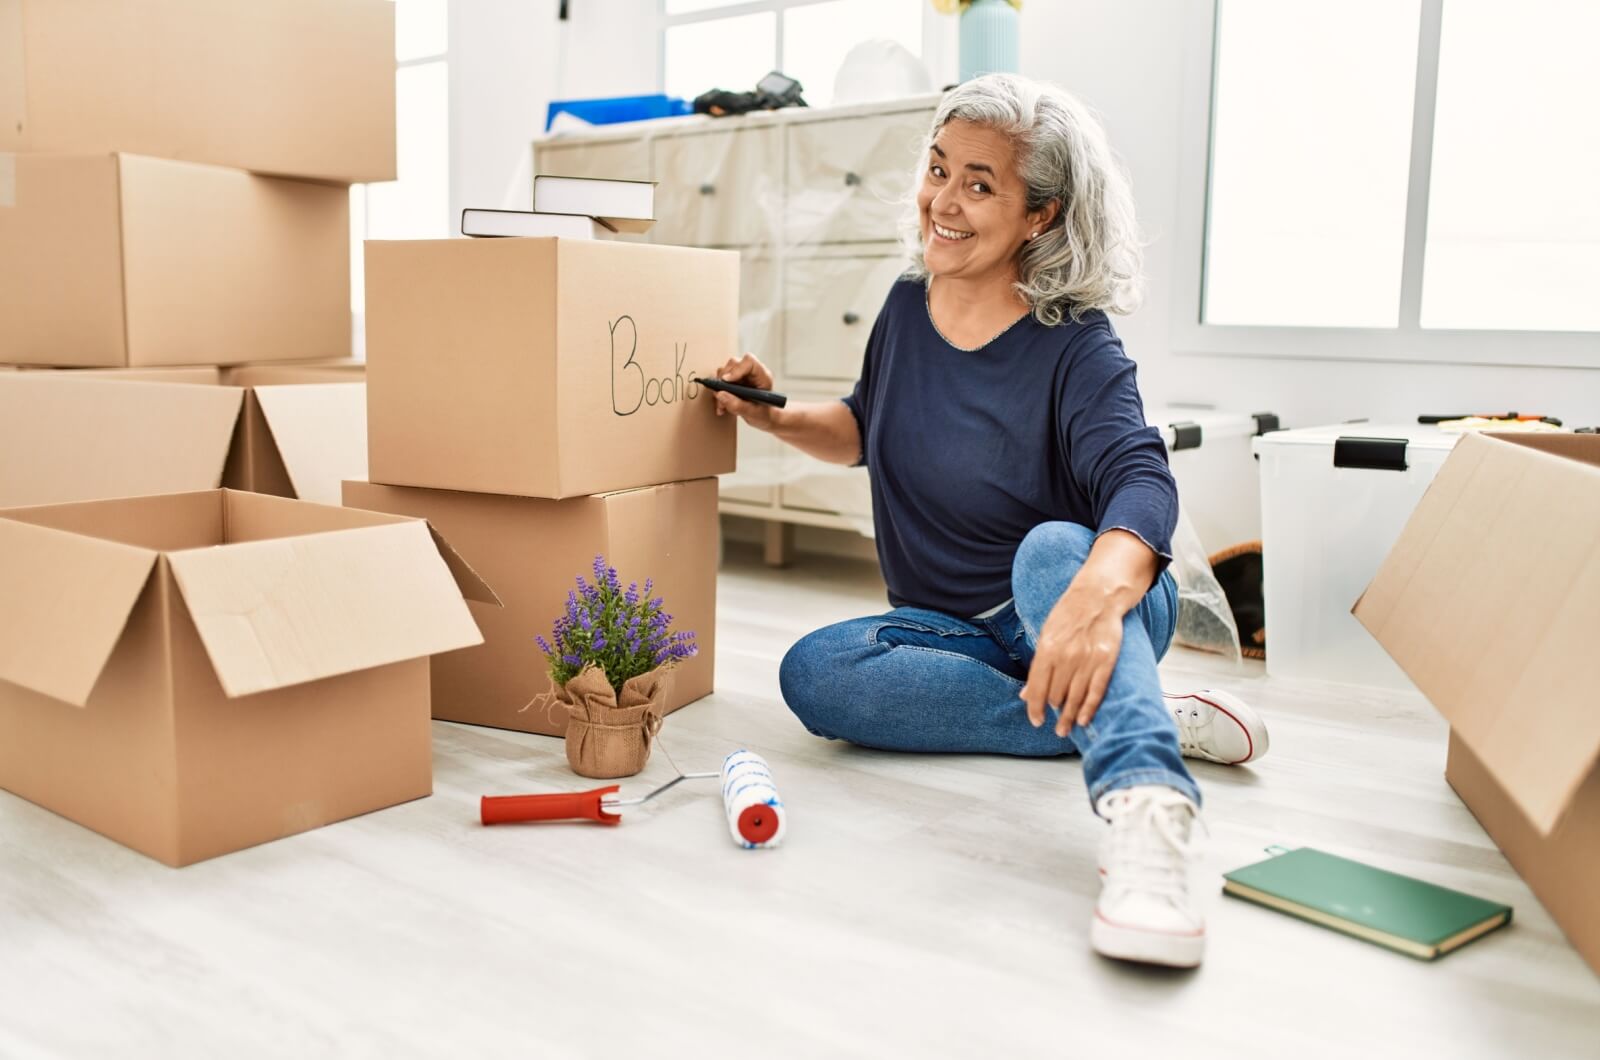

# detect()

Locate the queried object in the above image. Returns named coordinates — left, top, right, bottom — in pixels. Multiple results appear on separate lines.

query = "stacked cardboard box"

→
left=0, top=367, right=368, bottom=509
left=0, top=2, right=477, bottom=868
left=0, top=0, right=390, bottom=504
left=349, top=237, right=740, bottom=735
left=0, top=0, right=394, bottom=368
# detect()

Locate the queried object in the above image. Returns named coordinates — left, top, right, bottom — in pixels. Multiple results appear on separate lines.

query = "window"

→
left=662, top=0, right=925, bottom=110
left=1420, top=0, right=1600, bottom=332
left=663, top=11, right=778, bottom=104
left=1203, top=1, right=1420, bottom=328
left=1177, top=0, right=1600, bottom=366
left=351, top=0, right=451, bottom=334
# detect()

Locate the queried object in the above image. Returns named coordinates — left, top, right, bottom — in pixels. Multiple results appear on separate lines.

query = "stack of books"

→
left=461, top=175, right=658, bottom=239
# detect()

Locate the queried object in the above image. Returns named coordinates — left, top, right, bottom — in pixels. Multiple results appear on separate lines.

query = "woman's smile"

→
left=930, top=221, right=975, bottom=242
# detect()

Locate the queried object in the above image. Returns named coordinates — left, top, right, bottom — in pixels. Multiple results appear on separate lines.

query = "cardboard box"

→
left=1355, top=431, right=1600, bottom=973
left=0, top=374, right=366, bottom=509
left=1444, top=733, right=1599, bottom=975
left=0, top=489, right=494, bottom=866
left=0, top=154, right=350, bottom=367
left=2, top=366, right=222, bottom=384
left=343, top=477, right=719, bottom=735
left=365, top=238, right=737, bottom=498
left=0, top=0, right=394, bottom=183
left=0, top=374, right=243, bottom=507
left=223, top=383, right=369, bottom=506
left=221, top=360, right=366, bottom=387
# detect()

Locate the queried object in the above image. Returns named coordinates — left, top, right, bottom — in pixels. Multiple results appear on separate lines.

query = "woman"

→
left=710, top=74, right=1268, bottom=968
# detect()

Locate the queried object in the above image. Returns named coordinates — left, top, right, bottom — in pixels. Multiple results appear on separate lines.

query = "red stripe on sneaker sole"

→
left=1093, top=910, right=1205, bottom=937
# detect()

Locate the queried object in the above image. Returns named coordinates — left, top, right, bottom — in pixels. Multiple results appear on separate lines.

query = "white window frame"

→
left=351, top=15, right=450, bottom=338
left=352, top=41, right=452, bottom=245
left=1171, top=0, right=1600, bottom=369
left=657, top=0, right=950, bottom=104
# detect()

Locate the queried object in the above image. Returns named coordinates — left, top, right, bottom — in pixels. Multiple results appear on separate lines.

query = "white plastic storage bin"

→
left=1253, top=424, right=1462, bottom=689
left=1146, top=405, right=1280, bottom=556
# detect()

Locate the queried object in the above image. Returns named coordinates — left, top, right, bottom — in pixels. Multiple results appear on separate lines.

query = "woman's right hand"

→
left=710, top=352, right=781, bottom=431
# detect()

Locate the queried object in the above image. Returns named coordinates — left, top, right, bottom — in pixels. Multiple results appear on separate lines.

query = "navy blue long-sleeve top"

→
left=841, top=277, right=1178, bottom=618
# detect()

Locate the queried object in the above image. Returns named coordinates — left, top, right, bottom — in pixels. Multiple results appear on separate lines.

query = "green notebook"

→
left=1222, top=847, right=1512, bottom=960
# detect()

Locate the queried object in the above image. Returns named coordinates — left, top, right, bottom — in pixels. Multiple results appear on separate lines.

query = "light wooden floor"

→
left=3, top=543, right=1597, bottom=1058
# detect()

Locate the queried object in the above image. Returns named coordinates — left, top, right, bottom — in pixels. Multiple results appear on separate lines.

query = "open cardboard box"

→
left=0, top=489, right=496, bottom=867
left=0, top=153, right=349, bottom=367
left=364, top=237, right=737, bottom=498
left=1355, top=431, right=1600, bottom=974
left=343, top=477, right=718, bottom=735
left=0, top=373, right=366, bottom=508
left=0, top=0, right=395, bottom=183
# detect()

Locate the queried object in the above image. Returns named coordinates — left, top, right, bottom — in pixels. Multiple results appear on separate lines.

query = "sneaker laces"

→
left=1100, top=788, right=1205, bottom=901
left=1167, top=697, right=1211, bottom=757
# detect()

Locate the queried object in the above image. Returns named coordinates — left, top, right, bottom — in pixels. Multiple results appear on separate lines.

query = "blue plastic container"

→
left=544, top=94, right=693, bottom=132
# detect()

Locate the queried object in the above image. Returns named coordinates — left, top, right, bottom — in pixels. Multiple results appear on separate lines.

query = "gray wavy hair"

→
left=900, top=74, right=1144, bottom=325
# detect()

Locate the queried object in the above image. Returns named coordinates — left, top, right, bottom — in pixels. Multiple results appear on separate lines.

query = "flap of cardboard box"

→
left=422, top=523, right=501, bottom=607
left=220, top=361, right=366, bottom=387
left=0, top=375, right=243, bottom=508
left=1355, top=431, right=1600, bottom=835
left=9, top=366, right=222, bottom=384
left=0, top=516, right=158, bottom=707
left=250, top=383, right=368, bottom=506
left=166, top=518, right=486, bottom=698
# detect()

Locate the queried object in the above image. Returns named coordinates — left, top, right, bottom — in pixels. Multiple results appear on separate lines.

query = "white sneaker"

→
left=1163, top=688, right=1268, bottom=765
left=1091, top=786, right=1206, bottom=968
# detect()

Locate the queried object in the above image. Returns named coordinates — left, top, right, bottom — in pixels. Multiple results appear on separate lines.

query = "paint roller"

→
left=481, top=749, right=785, bottom=849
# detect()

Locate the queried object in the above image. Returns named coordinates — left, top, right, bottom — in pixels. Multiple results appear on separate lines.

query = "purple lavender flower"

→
left=536, top=555, right=698, bottom=696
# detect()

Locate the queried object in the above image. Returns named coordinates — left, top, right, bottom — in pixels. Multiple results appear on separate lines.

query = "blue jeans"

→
left=778, top=522, right=1200, bottom=811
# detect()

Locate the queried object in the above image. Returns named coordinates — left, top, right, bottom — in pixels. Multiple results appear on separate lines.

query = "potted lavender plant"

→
left=534, top=556, right=698, bottom=778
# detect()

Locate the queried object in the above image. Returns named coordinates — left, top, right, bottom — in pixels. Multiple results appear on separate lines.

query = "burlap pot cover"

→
left=558, top=665, right=671, bottom=779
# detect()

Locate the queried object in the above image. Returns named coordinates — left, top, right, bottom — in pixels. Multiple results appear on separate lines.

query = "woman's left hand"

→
left=1021, top=588, right=1126, bottom=736
left=1019, top=528, right=1156, bottom=736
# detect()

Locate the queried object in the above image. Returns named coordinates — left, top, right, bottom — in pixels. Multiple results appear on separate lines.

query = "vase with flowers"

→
left=534, top=556, right=698, bottom=779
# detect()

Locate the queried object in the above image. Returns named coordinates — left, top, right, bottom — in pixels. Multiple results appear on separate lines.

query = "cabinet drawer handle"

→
left=699, top=183, right=716, bottom=195
left=843, top=171, right=862, bottom=187
left=842, top=311, right=861, bottom=325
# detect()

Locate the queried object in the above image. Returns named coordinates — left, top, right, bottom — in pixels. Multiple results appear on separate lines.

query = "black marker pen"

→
left=694, top=377, right=789, bottom=409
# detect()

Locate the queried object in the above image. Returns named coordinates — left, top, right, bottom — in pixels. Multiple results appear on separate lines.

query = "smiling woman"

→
left=901, top=76, right=1144, bottom=329
left=709, top=73, right=1270, bottom=971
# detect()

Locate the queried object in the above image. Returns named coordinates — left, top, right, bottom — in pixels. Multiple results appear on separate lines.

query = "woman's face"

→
left=917, top=119, right=1053, bottom=284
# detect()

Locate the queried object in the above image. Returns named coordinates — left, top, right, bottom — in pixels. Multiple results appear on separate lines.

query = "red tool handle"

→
left=480, top=786, right=622, bottom=826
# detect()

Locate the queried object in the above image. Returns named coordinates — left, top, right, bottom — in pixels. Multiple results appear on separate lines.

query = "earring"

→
left=1029, top=231, right=1039, bottom=239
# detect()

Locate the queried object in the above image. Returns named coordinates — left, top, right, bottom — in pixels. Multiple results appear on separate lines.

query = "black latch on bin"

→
left=1252, top=412, right=1281, bottom=435
left=1333, top=436, right=1409, bottom=471
left=1169, top=421, right=1203, bottom=451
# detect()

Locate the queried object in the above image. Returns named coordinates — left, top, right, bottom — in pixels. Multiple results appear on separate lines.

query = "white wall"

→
left=1021, top=0, right=1600, bottom=428
left=448, top=0, right=661, bottom=222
